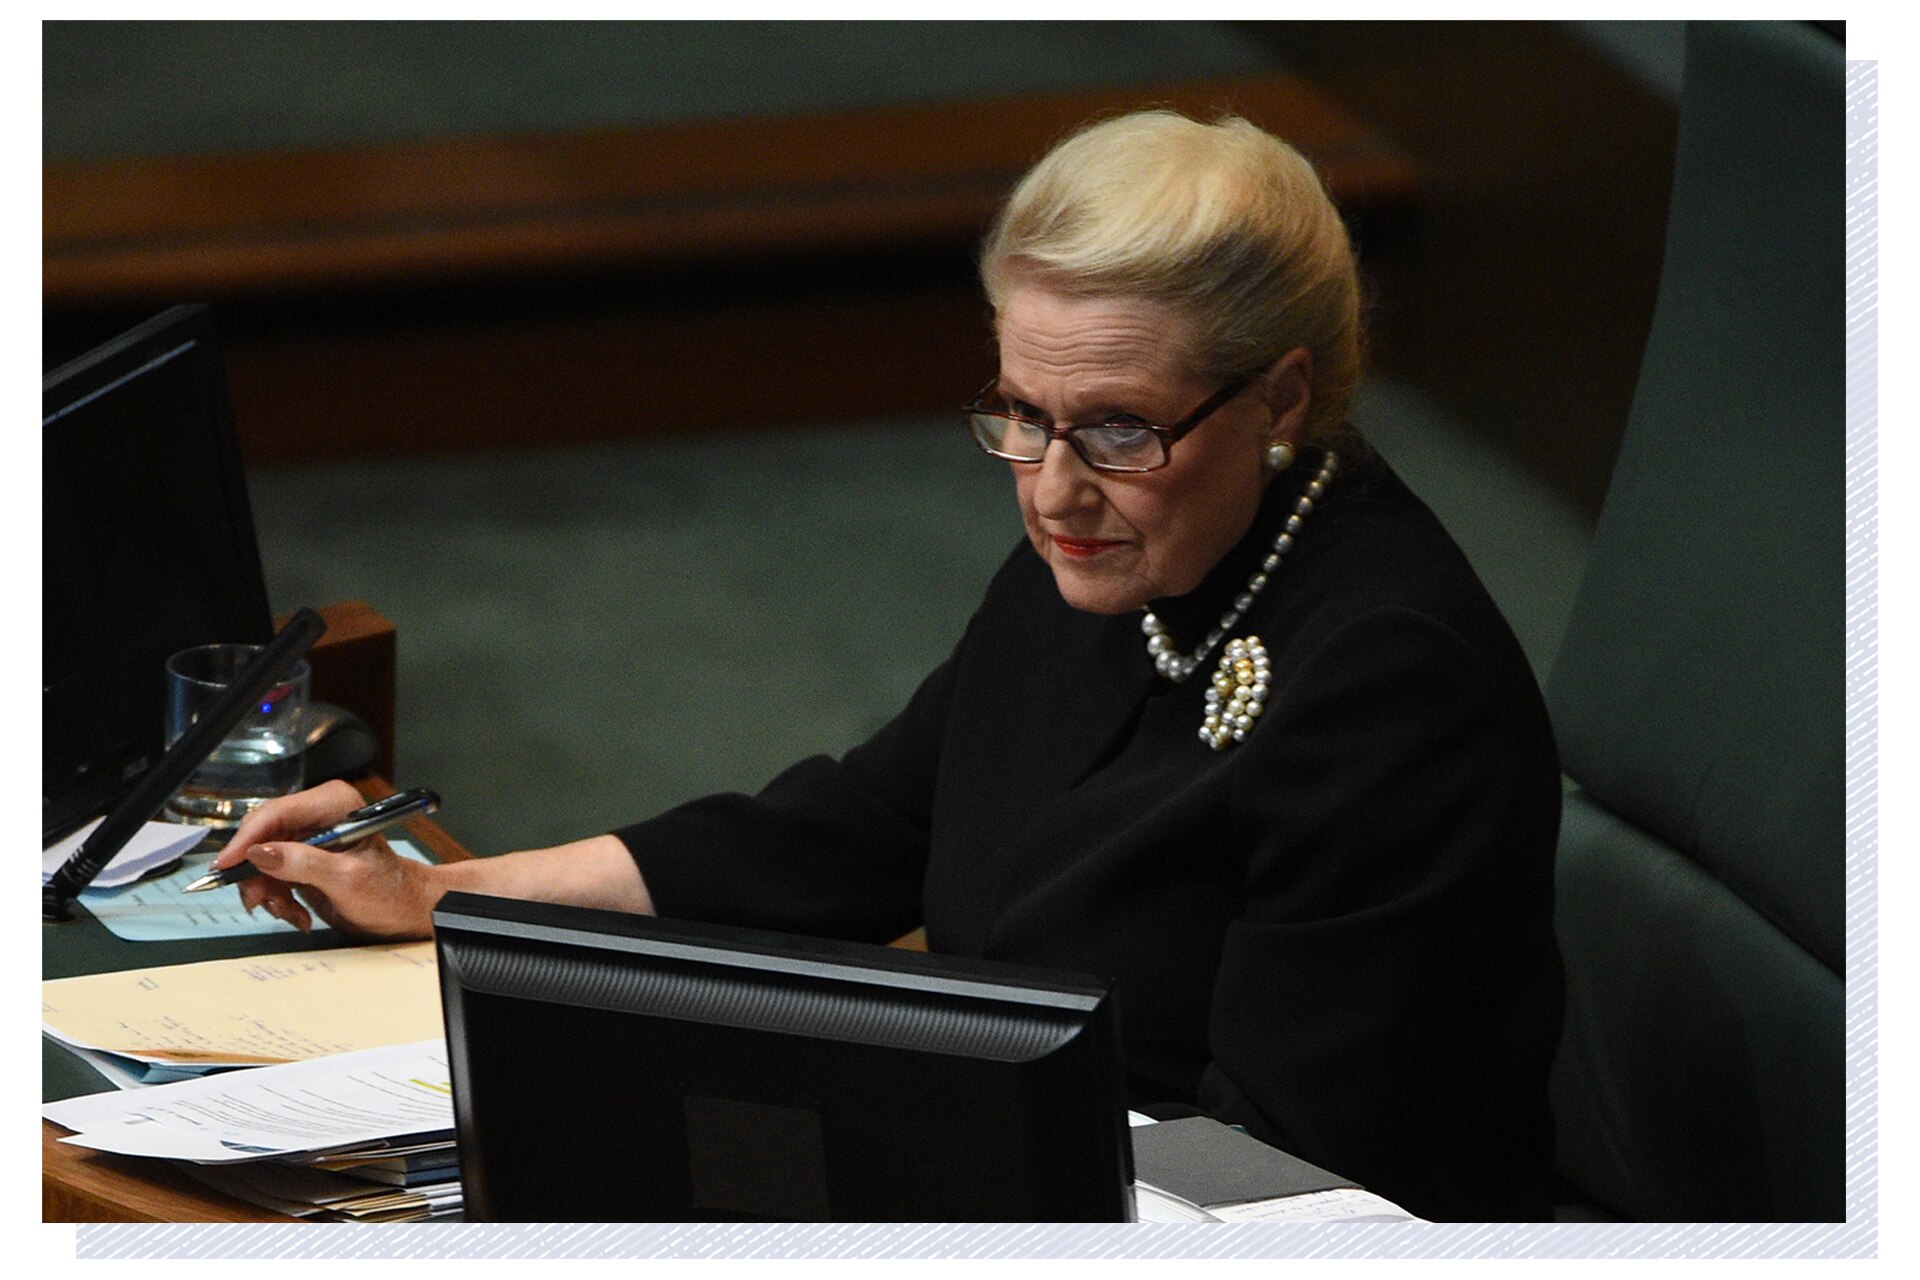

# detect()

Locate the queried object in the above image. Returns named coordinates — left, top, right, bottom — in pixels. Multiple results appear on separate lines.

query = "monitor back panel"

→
left=435, top=898, right=1135, bottom=1223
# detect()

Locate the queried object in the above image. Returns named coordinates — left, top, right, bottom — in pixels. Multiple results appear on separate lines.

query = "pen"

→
left=181, top=788, right=441, bottom=893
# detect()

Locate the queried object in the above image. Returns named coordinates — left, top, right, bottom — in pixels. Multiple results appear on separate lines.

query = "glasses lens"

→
left=1075, top=425, right=1167, bottom=471
left=969, top=410, right=1049, bottom=460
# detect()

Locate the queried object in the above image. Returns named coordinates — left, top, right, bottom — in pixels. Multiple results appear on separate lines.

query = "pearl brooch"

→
left=1199, top=637, right=1271, bottom=750
left=1140, top=450, right=1339, bottom=686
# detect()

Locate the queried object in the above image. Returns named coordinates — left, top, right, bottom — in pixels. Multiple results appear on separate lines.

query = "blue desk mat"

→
left=78, top=835, right=434, bottom=942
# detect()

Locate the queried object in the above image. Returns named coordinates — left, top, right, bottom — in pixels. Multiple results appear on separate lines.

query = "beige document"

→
left=42, top=942, right=442, bottom=1068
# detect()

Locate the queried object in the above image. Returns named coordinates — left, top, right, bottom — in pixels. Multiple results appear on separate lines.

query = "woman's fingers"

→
left=214, top=780, right=364, bottom=872
left=215, top=781, right=384, bottom=933
left=239, top=837, right=424, bottom=939
left=236, top=865, right=305, bottom=928
left=291, top=882, right=340, bottom=933
left=277, top=897, right=314, bottom=933
left=232, top=838, right=336, bottom=933
left=254, top=891, right=305, bottom=931
left=237, top=872, right=272, bottom=914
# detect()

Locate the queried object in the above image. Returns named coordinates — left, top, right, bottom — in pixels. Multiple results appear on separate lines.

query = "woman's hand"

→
left=213, top=780, right=441, bottom=938
left=212, top=783, right=654, bottom=937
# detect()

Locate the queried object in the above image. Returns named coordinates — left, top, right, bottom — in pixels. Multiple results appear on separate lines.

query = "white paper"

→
left=1208, top=1188, right=1424, bottom=1222
left=43, top=1039, right=453, bottom=1164
left=1133, top=1181, right=1219, bottom=1222
left=43, top=817, right=210, bottom=888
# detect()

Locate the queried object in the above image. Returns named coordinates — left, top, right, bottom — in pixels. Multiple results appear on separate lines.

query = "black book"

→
left=1132, top=1117, right=1357, bottom=1211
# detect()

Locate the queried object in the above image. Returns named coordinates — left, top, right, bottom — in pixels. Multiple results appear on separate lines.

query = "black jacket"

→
left=617, top=447, right=1565, bottom=1221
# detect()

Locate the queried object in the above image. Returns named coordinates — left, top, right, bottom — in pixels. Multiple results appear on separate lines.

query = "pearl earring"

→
left=1264, top=441, right=1296, bottom=474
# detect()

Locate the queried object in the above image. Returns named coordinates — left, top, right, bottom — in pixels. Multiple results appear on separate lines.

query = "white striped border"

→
left=1841, top=54, right=1879, bottom=1245
left=71, top=1220, right=1877, bottom=1259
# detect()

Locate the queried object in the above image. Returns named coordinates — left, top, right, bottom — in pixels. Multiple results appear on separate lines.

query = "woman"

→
left=219, top=110, right=1564, bottom=1222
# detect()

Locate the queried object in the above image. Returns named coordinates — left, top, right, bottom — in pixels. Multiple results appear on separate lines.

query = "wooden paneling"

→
left=222, top=273, right=995, bottom=464
left=1229, top=21, right=1678, bottom=516
left=46, top=72, right=1416, bottom=467
left=295, top=600, right=398, bottom=779
left=47, top=73, right=1416, bottom=308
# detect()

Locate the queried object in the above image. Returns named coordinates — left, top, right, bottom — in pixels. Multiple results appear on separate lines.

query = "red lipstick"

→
left=1051, top=535, right=1123, bottom=560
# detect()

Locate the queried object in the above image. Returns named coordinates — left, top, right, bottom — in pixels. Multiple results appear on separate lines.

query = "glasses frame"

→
left=964, top=376, right=1255, bottom=474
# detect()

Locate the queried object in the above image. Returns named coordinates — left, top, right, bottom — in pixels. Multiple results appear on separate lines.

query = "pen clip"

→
left=344, top=789, right=437, bottom=823
left=308, top=788, right=440, bottom=849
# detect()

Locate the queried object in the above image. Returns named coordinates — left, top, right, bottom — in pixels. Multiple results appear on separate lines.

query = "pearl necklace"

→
left=1140, top=450, right=1340, bottom=683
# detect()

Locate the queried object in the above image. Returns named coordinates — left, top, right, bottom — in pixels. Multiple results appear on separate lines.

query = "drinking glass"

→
left=163, top=643, right=309, bottom=830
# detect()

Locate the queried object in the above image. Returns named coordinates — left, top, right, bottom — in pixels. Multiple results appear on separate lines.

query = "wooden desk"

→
left=294, top=600, right=399, bottom=782
left=41, top=779, right=473, bottom=1224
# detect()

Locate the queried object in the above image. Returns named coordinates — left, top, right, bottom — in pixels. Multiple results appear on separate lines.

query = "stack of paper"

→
left=312, top=1142, right=462, bottom=1186
left=44, top=942, right=461, bottom=1221
left=204, top=1138, right=468, bottom=1221
left=43, top=1040, right=464, bottom=1222
left=42, top=818, right=209, bottom=889
left=181, top=1158, right=464, bottom=1221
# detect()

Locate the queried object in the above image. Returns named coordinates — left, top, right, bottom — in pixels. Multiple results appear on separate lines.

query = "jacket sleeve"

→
left=611, top=640, right=958, bottom=946
left=1198, top=605, right=1564, bottom=1222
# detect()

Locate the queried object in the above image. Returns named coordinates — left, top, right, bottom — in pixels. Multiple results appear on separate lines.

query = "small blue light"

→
left=261, top=702, right=273, bottom=714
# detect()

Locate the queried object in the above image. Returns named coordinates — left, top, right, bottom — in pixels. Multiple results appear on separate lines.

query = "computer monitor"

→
left=432, top=892, right=1137, bottom=1222
left=42, top=305, right=275, bottom=845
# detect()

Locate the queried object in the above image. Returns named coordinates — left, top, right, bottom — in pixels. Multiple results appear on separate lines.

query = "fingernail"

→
left=252, top=846, right=283, bottom=870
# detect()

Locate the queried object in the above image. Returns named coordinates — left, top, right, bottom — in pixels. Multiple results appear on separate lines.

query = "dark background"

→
left=43, top=20, right=1684, bottom=853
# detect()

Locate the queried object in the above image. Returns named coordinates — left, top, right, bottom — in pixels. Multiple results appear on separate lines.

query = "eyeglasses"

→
left=964, top=377, right=1253, bottom=474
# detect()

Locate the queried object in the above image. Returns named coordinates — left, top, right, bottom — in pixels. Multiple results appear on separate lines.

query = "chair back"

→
left=1544, top=19, right=1846, bottom=1222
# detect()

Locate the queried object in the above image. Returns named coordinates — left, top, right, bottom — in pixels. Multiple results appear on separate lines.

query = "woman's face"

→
left=996, top=284, right=1303, bottom=615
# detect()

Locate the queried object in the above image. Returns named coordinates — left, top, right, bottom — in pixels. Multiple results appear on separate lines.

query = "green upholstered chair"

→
left=1543, top=20, right=1846, bottom=1222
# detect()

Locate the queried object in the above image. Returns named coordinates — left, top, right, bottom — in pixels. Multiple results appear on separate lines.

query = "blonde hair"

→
left=980, top=110, right=1362, bottom=445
